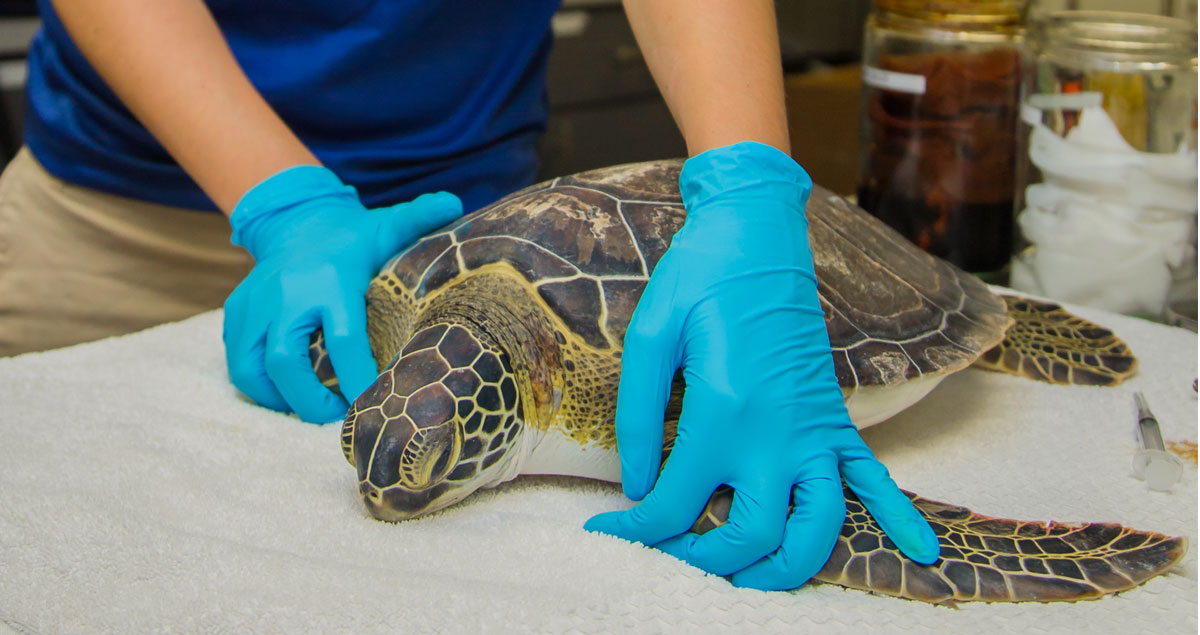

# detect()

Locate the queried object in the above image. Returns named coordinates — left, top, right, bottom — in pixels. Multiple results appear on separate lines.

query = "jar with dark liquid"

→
left=857, top=0, right=1026, bottom=282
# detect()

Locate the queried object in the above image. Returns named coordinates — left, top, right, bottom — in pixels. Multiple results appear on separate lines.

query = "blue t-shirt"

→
left=24, top=0, right=560, bottom=213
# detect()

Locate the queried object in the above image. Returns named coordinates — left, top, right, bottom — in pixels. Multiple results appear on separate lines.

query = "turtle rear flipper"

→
left=975, top=295, right=1138, bottom=386
left=693, top=486, right=1187, bottom=604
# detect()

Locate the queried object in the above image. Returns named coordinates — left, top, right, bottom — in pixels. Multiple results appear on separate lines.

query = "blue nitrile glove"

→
left=224, top=165, right=462, bottom=423
left=584, top=142, right=939, bottom=590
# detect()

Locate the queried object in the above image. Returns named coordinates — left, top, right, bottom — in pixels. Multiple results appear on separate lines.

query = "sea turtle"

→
left=317, top=160, right=1182, bottom=604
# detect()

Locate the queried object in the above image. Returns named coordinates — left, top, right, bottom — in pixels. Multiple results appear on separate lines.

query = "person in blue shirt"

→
left=4, top=0, right=939, bottom=591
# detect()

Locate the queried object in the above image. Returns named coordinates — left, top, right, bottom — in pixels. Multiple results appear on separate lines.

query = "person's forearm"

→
left=622, top=0, right=790, bottom=156
left=52, top=0, right=318, bottom=214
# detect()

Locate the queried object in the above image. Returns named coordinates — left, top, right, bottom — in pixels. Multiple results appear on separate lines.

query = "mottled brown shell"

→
left=379, top=160, right=1010, bottom=391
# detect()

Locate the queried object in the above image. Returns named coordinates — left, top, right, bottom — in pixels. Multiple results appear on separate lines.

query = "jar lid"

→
left=874, top=0, right=1027, bottom=25
left=1039, top=11, right=1197, bottom=66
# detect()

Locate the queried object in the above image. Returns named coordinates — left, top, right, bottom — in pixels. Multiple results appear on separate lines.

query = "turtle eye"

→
left=399, top=422, right=462, bottom=488
left=429, top=441, right=456, bottom=483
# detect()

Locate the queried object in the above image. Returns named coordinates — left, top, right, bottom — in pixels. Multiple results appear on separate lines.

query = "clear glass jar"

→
left=857, top=0, right=1026, bottom=283
left=1011, top=12, right=1198, bottom=324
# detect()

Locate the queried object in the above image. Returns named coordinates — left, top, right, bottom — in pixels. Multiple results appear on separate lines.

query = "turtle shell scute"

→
left=390, top=234, right=453, bottom=292
left=458, top=236, right=579, bottom=282
left=806, top=184, right=1010, bottom=382
left=372, top=160, right=1010, bottom=390
left=455, top=187, right=645, bottom=277
left=537, top=278, right=606, bottom=349
left=558, top=161, right=684, bottom=203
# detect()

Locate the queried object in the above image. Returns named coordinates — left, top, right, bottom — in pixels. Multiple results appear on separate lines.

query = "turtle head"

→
left=342, top=323, right=525, bottom=522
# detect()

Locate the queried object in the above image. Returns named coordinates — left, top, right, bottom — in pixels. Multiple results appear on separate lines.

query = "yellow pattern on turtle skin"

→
left=363, top=273, right=420, bottom=371
left=692, top=485, right=1188, bottom=604
left=975, top=296, right=1138, bottom=386
left=367, top=260, right=623, bottom=449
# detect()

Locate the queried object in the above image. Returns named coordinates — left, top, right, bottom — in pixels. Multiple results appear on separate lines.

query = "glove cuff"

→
left=678, top=141, right=812, bottom=213
left=230, top=165, right=359, bottom=252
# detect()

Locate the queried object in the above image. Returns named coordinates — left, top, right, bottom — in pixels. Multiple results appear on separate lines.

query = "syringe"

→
left=1130, top=391, right=1183, bottom=492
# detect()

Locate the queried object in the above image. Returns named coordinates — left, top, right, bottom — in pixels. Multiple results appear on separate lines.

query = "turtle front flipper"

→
left=309, top=329, right=341, bottom=392
left=975, top=295, right=1138, bottom=386
left=692, top=486, right=1186, bottom=604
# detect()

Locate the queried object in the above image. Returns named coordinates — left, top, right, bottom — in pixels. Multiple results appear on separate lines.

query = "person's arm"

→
left=620, top=0, right=789, bottom=156
left=586, top=0, right=940, bottom=592
left=51, top=0, right=317, bottom=213
left=52, top=0, right=461, bottom=423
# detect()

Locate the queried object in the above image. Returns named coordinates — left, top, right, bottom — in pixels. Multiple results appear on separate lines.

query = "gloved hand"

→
left=584, top=142, right=940, bottom=590
left=224, top=165, right=462, bottom=423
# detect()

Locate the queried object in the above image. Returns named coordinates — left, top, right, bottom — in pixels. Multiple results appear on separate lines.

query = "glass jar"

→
left=857, top=0, right=1026, bottom=283
left=1011, top=12, right=1198, bottom=323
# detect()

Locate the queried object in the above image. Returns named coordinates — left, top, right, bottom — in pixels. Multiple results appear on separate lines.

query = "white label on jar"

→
left=863, top=66, right=926, bottom=95
left=1027, top=91, right=1104, bottom=111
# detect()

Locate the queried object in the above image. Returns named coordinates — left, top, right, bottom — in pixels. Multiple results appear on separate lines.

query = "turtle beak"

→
left=359, top=481, right=453, bottom=522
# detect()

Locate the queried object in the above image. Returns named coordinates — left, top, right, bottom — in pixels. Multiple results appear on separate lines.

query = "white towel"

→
left=0, top=302, right=1194, bottom=634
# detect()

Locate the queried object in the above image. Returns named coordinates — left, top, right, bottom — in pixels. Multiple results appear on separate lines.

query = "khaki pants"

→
left=0, top=148, right=253, bottom=356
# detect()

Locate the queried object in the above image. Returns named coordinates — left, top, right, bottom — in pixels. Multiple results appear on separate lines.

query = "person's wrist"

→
left=679, top=141, right=811, bottom=214
left=230, top=165, right=359, bottom=254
